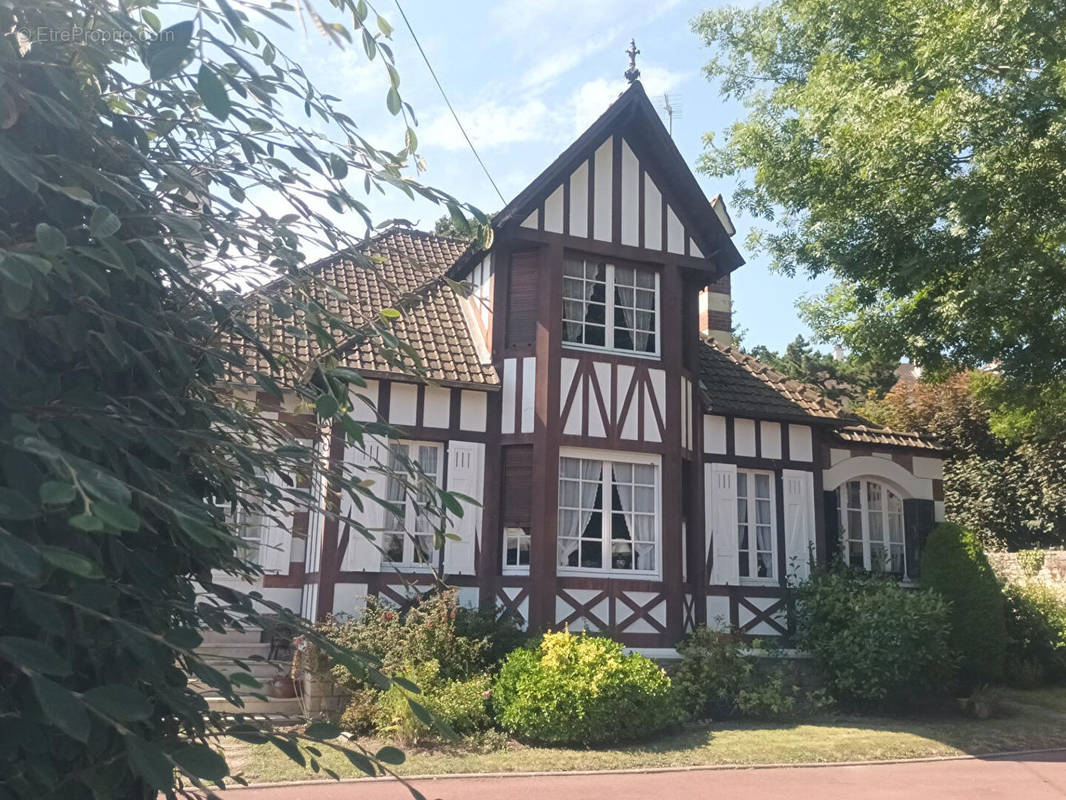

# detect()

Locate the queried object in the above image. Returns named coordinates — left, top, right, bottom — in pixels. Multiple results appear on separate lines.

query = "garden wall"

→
left=988, top=550, right=1066, bottom=599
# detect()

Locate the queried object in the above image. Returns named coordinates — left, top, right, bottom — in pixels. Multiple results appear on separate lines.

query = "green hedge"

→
left=1003, top=582, right=1066, bottom=685
left=920, top=522, right=1007, bottom=684
left=794, top=567, right=954, bottom=708
left=492, top=631, right=679, bottom=745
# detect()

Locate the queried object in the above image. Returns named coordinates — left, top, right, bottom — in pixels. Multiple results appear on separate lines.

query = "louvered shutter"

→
left=258, top=470, right=294, bottom=574
left=707, top=462, right=739, bottom=585
left=340, top=436, right=387, bottom=572
left=782, top=469, right=816, bottom=581
left=443, top=441, right=484, bottom=576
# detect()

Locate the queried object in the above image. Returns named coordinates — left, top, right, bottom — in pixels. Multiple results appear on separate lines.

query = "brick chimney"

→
left=699, top=274, right=732, bottom=343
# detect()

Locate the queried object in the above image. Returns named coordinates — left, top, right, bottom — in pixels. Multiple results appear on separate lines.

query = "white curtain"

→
left=613, top=463, right=656, bottom=569
left=563, top=280, right=596, bottom=340
left=558, top=459, right=602, bottom=564
left=614, top=280, right=653, bottom=353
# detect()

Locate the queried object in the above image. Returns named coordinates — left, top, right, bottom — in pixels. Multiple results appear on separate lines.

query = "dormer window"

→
left=562, top=257, right=659, bottom=356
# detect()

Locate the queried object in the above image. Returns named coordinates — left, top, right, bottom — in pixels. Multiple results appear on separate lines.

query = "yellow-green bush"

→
left=492, top=631, right=679, bottom=745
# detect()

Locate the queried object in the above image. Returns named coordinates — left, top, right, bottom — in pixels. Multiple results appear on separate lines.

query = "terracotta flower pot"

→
left=268, top=674, right=297, bottom=699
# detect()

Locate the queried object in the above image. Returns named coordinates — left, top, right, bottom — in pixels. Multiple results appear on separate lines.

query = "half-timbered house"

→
left=228, top=80, right=945, bottom=654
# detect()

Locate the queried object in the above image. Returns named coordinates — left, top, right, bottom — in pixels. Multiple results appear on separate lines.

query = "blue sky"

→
left=277, top=0, right=830, bottom=352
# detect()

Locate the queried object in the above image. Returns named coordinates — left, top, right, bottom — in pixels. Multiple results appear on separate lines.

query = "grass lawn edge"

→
left=218, top=745, right=1066, bottom=790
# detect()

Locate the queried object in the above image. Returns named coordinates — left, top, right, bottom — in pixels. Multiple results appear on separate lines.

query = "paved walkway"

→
left=220, top=750, right=1066, bottom=799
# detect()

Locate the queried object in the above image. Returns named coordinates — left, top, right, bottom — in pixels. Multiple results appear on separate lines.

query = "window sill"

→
left=557, top=566, right=661, bottom=580
left=502, top=566, right=530, bottom=576
left=561, top=342, right=661, bottom=361
left=739, top=578, right=780, bottom=588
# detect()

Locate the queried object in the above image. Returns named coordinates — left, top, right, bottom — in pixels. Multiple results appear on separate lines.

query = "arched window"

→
left=837, top=479, right=906, bottom=577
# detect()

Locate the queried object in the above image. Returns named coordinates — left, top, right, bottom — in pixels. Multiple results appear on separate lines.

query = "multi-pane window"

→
left=737, top=470, right=775, bottom=581
left=558, top=453, right=659, bottom=574
left=838, top=479, right=906, bottom=576
left=503, top=526, right=530, bottom=572
left=562, top=257, right=658, bottom=355
left=382, top=441, right=442, bottom=567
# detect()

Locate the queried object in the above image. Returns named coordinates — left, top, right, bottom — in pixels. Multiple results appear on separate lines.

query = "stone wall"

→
left=988, top=549, right=1066, bottom=599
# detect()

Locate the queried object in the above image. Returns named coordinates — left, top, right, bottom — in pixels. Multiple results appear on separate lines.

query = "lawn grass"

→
left=219, top=686, right=1066, bottom=784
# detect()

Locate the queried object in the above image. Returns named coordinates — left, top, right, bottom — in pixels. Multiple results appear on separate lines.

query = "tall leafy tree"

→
left=693, top=0, right=1066, bottom=408
left=0, top=0, right=486, bottom=796
left=747, top=335, right=898, bottom=406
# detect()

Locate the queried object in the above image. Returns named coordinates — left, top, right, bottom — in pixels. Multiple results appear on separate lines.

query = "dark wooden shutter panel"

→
left=505, top=251, right=539, bottom=348
left=823, top=490, right=840, bottom=564
left=903, top=499, right=935, bottom=580
left=501, top=445, right=533, bottom=528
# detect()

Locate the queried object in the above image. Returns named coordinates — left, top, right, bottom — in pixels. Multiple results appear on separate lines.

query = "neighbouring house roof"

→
left=698, top=339, right=944, bottom=452
left=231, top=228, right=499, bottom=389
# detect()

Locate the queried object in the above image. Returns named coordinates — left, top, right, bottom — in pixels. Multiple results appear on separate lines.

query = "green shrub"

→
left=1002, top=581, right=1066, bottom=685
left=736, top=669, right=797, bottom=719
left=492, top=631, right=679, bottom=745
left=920, top=522, right=1007, bottom=684
left=1017, top=549, right=1047, bottom=578
left=317, top=589, right=522, bottom=691
left=672, top=626, right=752, bottom=718
left=339, top=689, right=379, bottom=736
left=794, top=567, right=954, bottom=708
left=425, top=674, right=492, bottom=735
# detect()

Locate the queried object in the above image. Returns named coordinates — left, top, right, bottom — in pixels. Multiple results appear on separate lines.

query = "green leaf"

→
left=0, top=488, right=38, bottom=520
left=329, top=153, right=348, bottom=180
left=304, top=721, right=340, bottom=740
left=40, top=481, right=76, bottom=506
left=325, top=367, right=366, bottom=386
left=146, top=21, right=195, bottom=80
left=375, top=745, right=405, bottom=765
left=315, top=393, right=338, bottom=418
left=35, top=223, right=67, bottom=255
left=126, top=735, right=174, bottom=790
left=0, top=528, right=42, bottom=577
left=376, top=14, right=394, bottom=37
left=0, top=637, right=71, bottom=676
left=197, top=65, right=231, bottom=120
left=84, top=685, right=152, bottom=722
left=69, top=513, right=105, bottom=533
left=164, top=628, right=203, bottom=650
left=40, top=546, right=101, bottom=578
left=32, top=675, right=90, bottom=742
left=93, top=502, right=141, bottom=532
left=88, top=205, right=121, bottom=238
left=171, top=743, right=228, bottom=781
left=386, top=87, right=401, bottom=115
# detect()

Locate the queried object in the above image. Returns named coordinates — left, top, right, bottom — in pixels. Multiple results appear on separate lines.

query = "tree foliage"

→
left=694, top=0, right=1066, bottom=393
left=0, top=0, right=485, bottom=796
left=862, top=374, right=1066, bottom=549
left=747, top=335, right=898, bottom=406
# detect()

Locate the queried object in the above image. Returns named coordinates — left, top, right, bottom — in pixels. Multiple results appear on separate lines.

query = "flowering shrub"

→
left=492, top=631, right=679, bottom=745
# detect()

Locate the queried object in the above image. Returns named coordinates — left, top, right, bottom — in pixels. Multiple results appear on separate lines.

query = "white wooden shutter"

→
left=258, top=470, right=295, bottom=574
left=340, top=436, right=387, bottom=572
left=707, top=462, right=739, bottom=585
left=443, top=441, right=484, bottom=576
left=782, top=469, right=816, bottom=581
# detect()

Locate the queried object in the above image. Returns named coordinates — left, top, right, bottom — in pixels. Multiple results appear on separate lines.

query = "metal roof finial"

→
left=625, top=39, right=641, bottom=84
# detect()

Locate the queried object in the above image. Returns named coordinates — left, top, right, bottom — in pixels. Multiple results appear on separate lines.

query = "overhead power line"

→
left=392, top=0, right=507, bottom=205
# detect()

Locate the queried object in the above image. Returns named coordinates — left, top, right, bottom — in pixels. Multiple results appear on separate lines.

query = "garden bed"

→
left=218, top=687, right=1066, bottom=784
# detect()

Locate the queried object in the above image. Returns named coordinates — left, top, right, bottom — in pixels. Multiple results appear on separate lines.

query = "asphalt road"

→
left=217, top=749, right=1066, bottom=799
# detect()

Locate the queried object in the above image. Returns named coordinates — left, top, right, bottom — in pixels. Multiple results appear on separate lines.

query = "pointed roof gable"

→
left=474, top=80, right=744, bottom=275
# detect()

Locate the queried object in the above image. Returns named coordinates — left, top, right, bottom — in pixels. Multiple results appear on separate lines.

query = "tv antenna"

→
left=659, top=93, right=683, bottom=136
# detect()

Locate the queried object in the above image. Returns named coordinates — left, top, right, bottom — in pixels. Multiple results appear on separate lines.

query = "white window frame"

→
left=561, top=257, right=661, bottom=359
left=502, top=526, right=531, bottom=575
left=557, top=446, right=662, bottom=579
left=381, top=440, right=444, bottom=570
left=737, top=469, right=777, bottom=585
left=838, top=478, right=907, bottom=578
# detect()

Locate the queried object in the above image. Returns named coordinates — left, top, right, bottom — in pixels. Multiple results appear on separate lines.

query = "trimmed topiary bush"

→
left=492, top=631, right=679, bottom=745
left=794, top=567, right=954, bottom=708
left=920, top=522, right=1007, bottom=684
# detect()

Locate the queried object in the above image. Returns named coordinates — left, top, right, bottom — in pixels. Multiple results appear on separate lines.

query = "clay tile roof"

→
left=698, top=339, right=943, bottom=451
left=698, top=338, right=847, bottom=423
left=834, top=424, right=945, bottom=452
left=231, top=229, right=498, bottom=389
